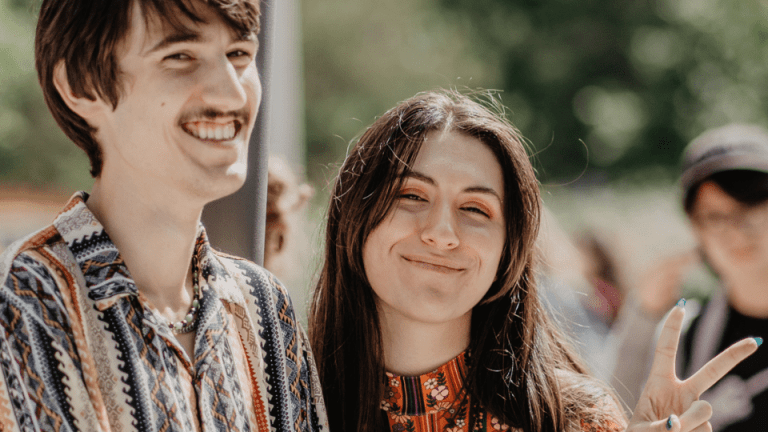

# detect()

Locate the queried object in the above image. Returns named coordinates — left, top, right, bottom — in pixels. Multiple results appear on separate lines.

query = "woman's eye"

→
left=399, top=193, right=424, bottom=201
left=463, top=206, right=490, bottom=217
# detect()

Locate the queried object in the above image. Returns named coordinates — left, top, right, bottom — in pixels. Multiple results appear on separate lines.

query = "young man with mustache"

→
left=0, top=1, right=327, bottom=430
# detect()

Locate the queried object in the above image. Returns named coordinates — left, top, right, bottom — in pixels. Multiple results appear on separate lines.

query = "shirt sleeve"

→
left=0, top=318, right=41, bottom=431
left=0, top=253, right=82, bottom=431
left=268, top=275, right=329, bottom=432
left=297, top=321, right=330, bottom=431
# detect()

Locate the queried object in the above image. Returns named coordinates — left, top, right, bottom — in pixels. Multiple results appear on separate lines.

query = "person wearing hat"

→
left=609, top=123, right=768, bottom=431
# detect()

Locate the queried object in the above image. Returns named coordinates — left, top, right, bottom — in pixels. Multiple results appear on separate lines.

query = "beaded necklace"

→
left=168, top=254, right=201, bottom=334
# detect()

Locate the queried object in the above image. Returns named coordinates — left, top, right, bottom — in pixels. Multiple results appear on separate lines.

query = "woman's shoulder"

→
left=555, top=368, right=628, bottom=432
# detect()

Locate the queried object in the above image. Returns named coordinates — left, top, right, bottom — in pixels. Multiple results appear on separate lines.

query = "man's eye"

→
left=228, top=50, right=250, bottom=58
left=165, top=53, right=192, bottom=61
left=706, top=214, right=728, bottom=223
left=228, top=50, right=256, bottom=62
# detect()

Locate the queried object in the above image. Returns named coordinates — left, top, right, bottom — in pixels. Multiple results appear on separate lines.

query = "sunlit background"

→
left=2, top=0, right=766, bottom=315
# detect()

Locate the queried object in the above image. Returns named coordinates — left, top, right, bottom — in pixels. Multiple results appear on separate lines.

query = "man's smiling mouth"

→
left=182, top=120, right=241, bottom=141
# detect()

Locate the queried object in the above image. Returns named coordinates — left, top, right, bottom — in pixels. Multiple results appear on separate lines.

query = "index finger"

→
left=685, top=337, right=760, bottom=396
left=648, top=302, right=686, bottom=378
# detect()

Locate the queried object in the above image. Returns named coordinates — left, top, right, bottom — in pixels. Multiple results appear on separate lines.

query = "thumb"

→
left=658, top=414, right=680, bottom=432
left=627, top=414, right=681, bottom=431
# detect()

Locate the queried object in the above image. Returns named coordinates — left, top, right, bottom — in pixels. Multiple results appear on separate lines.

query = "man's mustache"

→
left=179, top=107, right=251, bottom=125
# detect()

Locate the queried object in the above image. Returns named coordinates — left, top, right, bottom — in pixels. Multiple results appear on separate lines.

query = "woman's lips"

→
left=402, top=255, right=465, bottom=273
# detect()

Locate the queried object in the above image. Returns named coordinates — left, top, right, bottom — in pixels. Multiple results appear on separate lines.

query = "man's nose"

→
left=200, top=58, right=250, bottom=110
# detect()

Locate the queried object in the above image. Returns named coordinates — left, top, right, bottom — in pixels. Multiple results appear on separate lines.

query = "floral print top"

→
left=381, top=352, right=625, bottom=432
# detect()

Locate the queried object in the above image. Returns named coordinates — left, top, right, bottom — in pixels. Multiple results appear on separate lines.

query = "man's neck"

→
left=86, top=177, right=204, bottom=317
left=379, top=310, right=471, bottom=376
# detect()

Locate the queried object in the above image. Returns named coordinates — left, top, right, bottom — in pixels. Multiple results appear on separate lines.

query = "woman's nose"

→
left=420, top=202, right=460, bottom=250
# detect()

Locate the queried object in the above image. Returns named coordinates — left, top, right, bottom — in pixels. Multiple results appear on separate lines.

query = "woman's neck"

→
left=379, top=309, right=471, bottom=376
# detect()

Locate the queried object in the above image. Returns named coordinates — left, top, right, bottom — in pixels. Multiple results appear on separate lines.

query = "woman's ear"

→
left=53, top=61, right=105, bottom=122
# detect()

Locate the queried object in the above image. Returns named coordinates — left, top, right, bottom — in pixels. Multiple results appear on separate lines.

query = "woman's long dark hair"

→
left=309, top=90, right=621, bottom=432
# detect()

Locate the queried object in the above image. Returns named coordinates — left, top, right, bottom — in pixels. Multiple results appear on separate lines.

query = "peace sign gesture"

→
left=626, top=301, right=760, bottom=432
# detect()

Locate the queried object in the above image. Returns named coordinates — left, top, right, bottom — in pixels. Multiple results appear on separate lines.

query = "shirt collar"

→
left=54, top=191, right=136, bottom=310
left=382, top=351, right=469, bottom=416
left=53, top=191, right=229, bottom=312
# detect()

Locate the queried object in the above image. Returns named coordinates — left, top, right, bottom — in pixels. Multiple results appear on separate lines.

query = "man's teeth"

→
left=186, top=122, right=236, bottom=140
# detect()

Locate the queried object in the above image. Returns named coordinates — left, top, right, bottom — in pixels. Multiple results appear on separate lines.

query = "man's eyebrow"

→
left=144, top=30, right=257, bottom=56
left=145, top=31, right=201, bottom=55
left=403, top=171, right=503, bottom=202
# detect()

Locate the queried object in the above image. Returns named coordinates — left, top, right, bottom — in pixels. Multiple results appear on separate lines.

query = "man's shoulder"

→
left=0, top=224, right=72, bottom=327
left=211, top=250, right=293, bottom=304
left=1, top=224, right=66, bottom=287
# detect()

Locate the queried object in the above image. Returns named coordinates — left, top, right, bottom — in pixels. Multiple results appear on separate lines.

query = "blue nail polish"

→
left=755, top=337, right=763, bottom=347
left=676, top=298, right=686, bottom=308
left=666, top=415, right=673, bottom=430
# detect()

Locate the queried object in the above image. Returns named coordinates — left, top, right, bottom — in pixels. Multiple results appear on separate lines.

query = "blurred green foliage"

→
left=304, top=0, right=768, bottom=185
left=302, top=0, right=501, bottom=186
left=0, top=0, right=92, bottom=190
left=2, top=0, right=768, bottom=190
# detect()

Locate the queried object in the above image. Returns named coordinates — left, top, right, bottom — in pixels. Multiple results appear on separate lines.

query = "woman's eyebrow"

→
left=464, top=186, right=503, bottom=203
left=403, top=171, right=435, bottom=185
left=404, top=171, right=502, bottom=203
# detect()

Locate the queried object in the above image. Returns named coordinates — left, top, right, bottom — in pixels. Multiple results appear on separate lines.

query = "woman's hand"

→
left=626, top=301, right=760, bottom=432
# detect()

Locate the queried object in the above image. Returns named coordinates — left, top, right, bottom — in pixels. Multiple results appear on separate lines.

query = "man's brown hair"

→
left=35, top=0, right=261, bottom=177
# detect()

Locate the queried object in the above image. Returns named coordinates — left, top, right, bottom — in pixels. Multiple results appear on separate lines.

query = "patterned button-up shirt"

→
left=0, top=192, right=328, bottom=432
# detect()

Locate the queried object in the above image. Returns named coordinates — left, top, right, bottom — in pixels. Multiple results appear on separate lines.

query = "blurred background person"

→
left=264, top=155, right=314, bottom=279
left=610, top=124, right=768, bottom=431
left=574, top=230, right=626, bottom=328
left=537, top=208, right=627, bottom=381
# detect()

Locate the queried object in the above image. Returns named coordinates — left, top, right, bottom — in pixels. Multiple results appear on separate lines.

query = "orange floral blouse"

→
left=380, top=352, right=625, bottom=432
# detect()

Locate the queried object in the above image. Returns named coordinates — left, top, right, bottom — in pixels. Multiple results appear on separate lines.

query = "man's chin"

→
left=195, top=164, right=248, bottom=202
left=224, top=161, right=248, bottom=180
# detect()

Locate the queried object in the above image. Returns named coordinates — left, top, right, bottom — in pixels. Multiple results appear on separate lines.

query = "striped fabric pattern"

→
left=0, top=192, right=328, bottom=432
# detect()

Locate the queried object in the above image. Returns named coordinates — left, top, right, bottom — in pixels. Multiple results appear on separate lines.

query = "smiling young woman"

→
left=309, top=90, right=759, bottom=432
